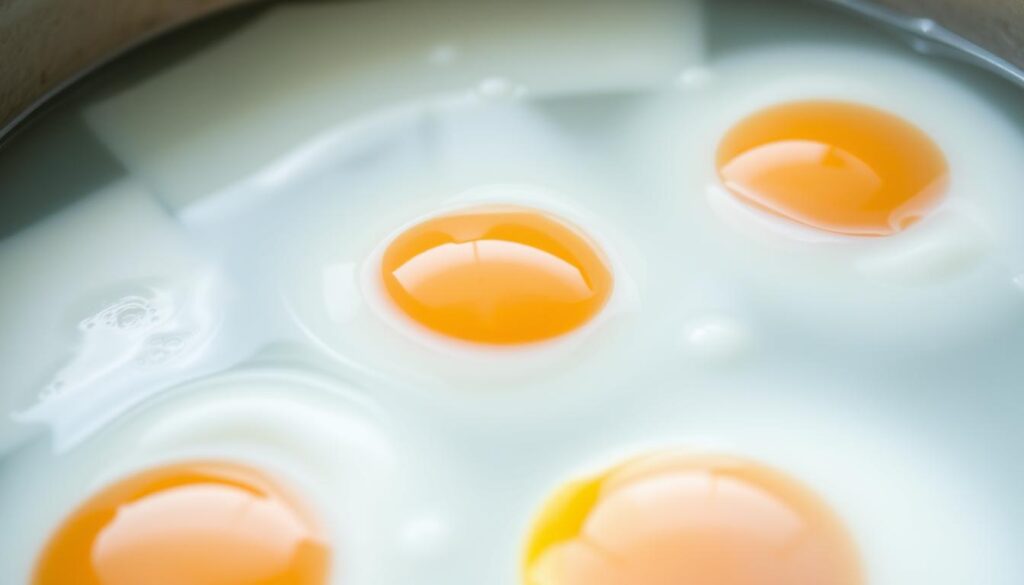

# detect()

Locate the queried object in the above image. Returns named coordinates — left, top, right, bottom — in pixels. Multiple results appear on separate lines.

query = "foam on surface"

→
left=0, top=180, right=216, bottom=452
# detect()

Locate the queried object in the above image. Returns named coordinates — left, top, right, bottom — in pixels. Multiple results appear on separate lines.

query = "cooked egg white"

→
left=0, top=0, right=1023, bottom=584
left=624, top=41, right=1024, bottom=362
left=0, top=180, right=225, bottom=452
left=0, top=368, right=404, bottom=584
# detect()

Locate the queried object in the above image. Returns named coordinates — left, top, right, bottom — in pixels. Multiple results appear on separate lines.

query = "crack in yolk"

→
left=381, top=207, right=613, bottom=344
left=33, top=462, right=330, bottom=585
left=716, top=100, right=948, bottom=236
left=524, top=452, right=863, bottom=585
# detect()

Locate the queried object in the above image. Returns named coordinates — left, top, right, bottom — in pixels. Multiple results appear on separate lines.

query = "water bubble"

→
left=39, top=379, right=65, bottom=402
left=399, top=511, right=450, bottom=559
left=161, top=335, right=186, bottom=352
left=91, top=295, right=164, bottom=331
left=680, top=316, right=752, bottom=363
left=1013, top=273, right=1024, bottom=292
left=135, top=332, right=192, bottom=366
left=913, top=17, right=938, bottom=34
left=675, top=66, right=713, bottom=90
left=909, top=37, right=937, bottom=55
left=428, top=44, right=459, bottom=66
left=115, top=305, right=148, bottom=328
left=475, top=77, right=526, bottom=101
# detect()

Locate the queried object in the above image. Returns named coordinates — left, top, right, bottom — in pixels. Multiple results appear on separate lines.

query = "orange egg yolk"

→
left=380, top=206, right=613, bottom=344
left=716, top=100, right=948, bottom=236
left=524, top=452, right=862, bottom=585
left=33, top=462, right=329, bottom=585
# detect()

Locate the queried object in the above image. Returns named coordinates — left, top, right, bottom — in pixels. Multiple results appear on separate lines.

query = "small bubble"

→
left=115, top=306, right=148, bottom=329
left=89, top=295, right=163, bottom=331
left=681, top=316, right=752, bottom=363
left=675, top=67, right=713, bottom=90
left=910, top=38, right=936, bottom=55
left=1013, top=273, right=1024, bottom=292
left=399, top=512, right=449, bottom=558
left=135, top=332, right=192, bottom=366
left=476, top=77, right=525, bottom=101
left=428, top=44, right=459, bottom=66
left=161, top=336, right=186, bottom=352
left=39, top=379, right=65, bottom=401
left=914, top=17, right=937, bottom=34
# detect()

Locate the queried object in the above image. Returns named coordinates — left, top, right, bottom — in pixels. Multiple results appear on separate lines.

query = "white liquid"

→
left=1, top=1, right=1023, bottom=584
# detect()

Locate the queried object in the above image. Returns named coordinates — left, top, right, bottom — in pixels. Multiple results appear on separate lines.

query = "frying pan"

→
left=0, top=0, right=1021, bottom=139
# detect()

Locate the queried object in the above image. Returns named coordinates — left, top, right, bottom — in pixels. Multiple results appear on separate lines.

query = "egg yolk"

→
left=524, top=452, right=862, bottom=585
left=380, top=206, right=613, bottom=344
left=33, top=462, right=329, bottom=585
left=716, top=100, right=948, bottom=236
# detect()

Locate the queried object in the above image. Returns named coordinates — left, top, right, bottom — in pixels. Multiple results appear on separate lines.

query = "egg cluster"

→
left=3, top=0, right=1024, bottom=583
left=25, top=98, right=954, bottom=585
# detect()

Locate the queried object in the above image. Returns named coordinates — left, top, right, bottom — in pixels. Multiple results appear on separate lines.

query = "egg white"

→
left=2, top=1, right=1024, bottom=585
left=622, top=42, right=1024, bottom=362
left=270, top=98, right=669, bottom=424
left=0, top=180, right=225, bottom=454
left=0, top=368, right=404, bottom=585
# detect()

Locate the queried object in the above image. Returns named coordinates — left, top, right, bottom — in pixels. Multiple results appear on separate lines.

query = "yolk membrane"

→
left=716, top=100, right=948, bottom=236
left=33, top=462, right=329, bottom=585
left=380, top=206, right=613, bottom=344
left=524, top=452, right=862, bottom=585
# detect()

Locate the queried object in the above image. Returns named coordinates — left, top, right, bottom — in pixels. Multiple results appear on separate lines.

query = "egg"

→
left=32, top=462, right=330, bottom=585
left=523, top=452, right=861, bottom=585
left=624, top=39, right=1024, bottom=364
left=0, top=368, right=402, bottom=584
left=715, top=100, right=948, bottom=237
left=276, top=137, right=650, bottom=415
